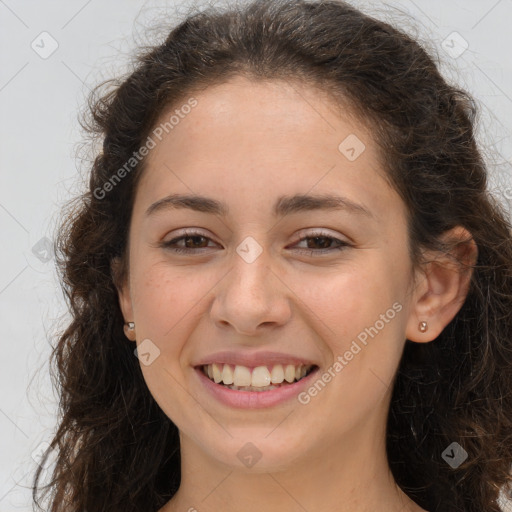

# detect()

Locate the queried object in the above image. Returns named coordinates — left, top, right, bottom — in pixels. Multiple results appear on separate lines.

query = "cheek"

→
left=131, top=262, right=207, bottom=425
left=294, top=258, right=403, bottom=346
left=132, top=261, right=209, bottom=341
left=293, top=258, right=407, bottom=403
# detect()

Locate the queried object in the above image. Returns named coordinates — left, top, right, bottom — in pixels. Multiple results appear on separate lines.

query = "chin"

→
left=196, top=429, right=312, bottom=472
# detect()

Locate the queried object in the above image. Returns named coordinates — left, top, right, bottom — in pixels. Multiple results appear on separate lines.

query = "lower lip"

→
left=194, top=366, right=320, bottom=409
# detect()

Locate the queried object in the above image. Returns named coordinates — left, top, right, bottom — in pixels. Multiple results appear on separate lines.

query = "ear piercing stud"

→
left=123, top=321, right=136, bottom=341
left=125, top=320, right=429, bottom=336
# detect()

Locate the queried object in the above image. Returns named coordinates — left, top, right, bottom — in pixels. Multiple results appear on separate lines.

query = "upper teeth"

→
left=204, top=363, right=312, bottom=387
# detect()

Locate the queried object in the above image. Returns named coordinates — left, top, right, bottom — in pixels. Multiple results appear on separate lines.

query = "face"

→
left=117, top=75, right=420, bottom=470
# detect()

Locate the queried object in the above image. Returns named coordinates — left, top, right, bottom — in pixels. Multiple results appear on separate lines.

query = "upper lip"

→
left=193, top=350, right=318, bottom=368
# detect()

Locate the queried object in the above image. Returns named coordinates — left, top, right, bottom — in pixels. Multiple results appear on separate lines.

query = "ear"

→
left=111, top=256, right=136, bottom=341
left=405, top=226, right=478, bottom=343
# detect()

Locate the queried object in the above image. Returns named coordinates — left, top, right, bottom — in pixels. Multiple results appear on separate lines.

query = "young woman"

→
left=32, top=1, right=512, bottom=511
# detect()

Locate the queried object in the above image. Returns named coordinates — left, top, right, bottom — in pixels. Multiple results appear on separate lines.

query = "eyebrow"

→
left=145, top=192, right=374, bottom=219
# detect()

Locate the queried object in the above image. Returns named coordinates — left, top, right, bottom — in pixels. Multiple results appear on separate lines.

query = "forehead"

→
left=148, top=76, right=368, bottom=158
left=134, top=76, right=402, bottom=224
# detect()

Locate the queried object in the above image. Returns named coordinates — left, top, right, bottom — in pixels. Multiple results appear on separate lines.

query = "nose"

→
left=209, top=244, right=292, bottom=336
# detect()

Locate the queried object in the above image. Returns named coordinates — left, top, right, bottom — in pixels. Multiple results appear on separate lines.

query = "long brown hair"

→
left=32, top=1, right=512, bottom=511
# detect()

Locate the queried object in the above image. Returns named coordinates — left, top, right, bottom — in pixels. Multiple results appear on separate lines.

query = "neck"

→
left=160, top=414, right=425, bottom=512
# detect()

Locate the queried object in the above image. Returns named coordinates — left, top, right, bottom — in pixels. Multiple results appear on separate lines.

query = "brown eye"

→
left=181, top=235, right=209, bottom=248
left=160, top=231, right=218, bottom=254
left=292, top=232, right=352, bottom=256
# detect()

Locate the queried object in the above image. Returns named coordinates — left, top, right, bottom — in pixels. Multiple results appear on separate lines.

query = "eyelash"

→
left=159, top=229, right=351, bottom=256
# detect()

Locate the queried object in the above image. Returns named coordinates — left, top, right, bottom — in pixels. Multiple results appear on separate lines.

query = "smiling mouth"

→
left=199, top=363, right=318, bottom=391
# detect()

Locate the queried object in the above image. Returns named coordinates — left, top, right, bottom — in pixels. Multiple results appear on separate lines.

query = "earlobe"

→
left=111, top=256, right=136, bottom=341
left=406, top=226, right=478, bottom=343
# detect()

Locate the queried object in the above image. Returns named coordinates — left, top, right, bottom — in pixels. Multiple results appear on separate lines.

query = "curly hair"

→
left=32, top=0, right=512, bottom=511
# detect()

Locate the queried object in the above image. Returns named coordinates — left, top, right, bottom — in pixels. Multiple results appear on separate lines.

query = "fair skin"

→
left=114, top=76, right=477, bottom=512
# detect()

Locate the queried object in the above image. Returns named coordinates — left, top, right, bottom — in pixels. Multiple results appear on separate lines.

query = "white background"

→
left=1, top=0, right=511, bottom=510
